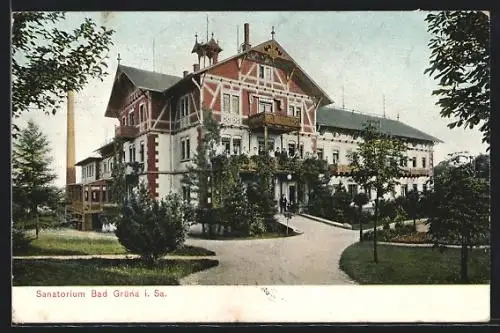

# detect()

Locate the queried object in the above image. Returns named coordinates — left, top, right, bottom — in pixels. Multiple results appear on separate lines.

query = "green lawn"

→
left=12, top=258, right=219, bottom=286
left=14, top=229, right=215, bottom=257
left=340, top=242, right=490, bottom=284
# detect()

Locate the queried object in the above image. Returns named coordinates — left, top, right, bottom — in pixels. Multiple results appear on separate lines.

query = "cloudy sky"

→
left=13, top=11, right=489, bottom=187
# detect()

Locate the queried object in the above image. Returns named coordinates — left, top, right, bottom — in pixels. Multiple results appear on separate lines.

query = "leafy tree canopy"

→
left=11, top=12, right=114, bottom=135
left=425, top=11, right=490, bottom=147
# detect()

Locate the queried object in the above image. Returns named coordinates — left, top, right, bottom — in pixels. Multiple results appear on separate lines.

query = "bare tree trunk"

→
left=373, top=196, right=379, bottom=263
left=359, top=207, right=363, bottom=242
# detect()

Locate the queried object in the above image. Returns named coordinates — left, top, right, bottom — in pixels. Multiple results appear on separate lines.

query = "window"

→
left=413, top=184, right=418, bottom=192
left=412, top=157, right=417, bottom=168
left=258, top=100, right=273, bottom=113
left=222, top=93, right=240, bottom=115
left=129, top=111, right=135, bottom=126
left=422, top=157, right=426, bottom=168
left=317, top=148, right=324, bottom=160
left=129, top=145, right=134, bottom=162
left=348, top=184, right=358, bottom=198
left=365, top=186, right=372, bottom=200
left=139, top=104, right=145, bottom=123
left=288, top=143, right=296, bottom=157
left=84, top=191, right=88, bottom=201
left=299, top=144, right=304, bottom=158
left=222, top=93, right=230, bottom=112
left=222, top=137, right=231, bottom=155
left=295, top=106, right=302, bottom=119
left=258, top=139, right=274, bottom=155
left=258, top=65, right=272, bottom=80
left=332, top=150, right=339, bottom=164
left=182, top=186, right=191, bottom=202
left=265, top=67, right=272, bottom=80
left=103, top=162, right=107, bottom=174
left=122, top=116, right=126, bottom=126
left=288, top=105, right=294, bottom=116
left=109, top=161, right=113, bottom=172
left=231, top=95, right=240, bottom=114
left=233, top=138, right=241, bottom=155
left=180, top=96, right=189, bottom=118
left=181, top=137, right=190, bottom=161
left=140, top=141, right=145, bottom=162
left=400, top=156, right=406, bottom=167
left=401, top=185, right=408, bottom=197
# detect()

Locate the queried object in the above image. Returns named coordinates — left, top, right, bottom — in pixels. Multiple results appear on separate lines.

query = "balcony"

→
left=246, top=112, right=301, bottom=134
left=403, top=168, right=430, bottom=177
left=329, top=164, right=352, bottom=175
left=115, top=125, right=138, bottom=139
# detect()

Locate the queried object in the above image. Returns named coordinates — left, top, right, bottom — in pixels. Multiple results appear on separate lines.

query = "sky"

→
left=13, top=11, right=489, bottom=188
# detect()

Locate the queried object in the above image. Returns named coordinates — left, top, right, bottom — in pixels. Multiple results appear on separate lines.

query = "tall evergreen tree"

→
left=12, top=120, right=57, bottom=238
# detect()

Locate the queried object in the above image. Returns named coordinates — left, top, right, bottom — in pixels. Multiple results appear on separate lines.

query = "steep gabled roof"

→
left=117, top=65, right=182, bottom=92
left=172, top=39, right=333, bottom=105
left=317, top=106, right=443, bottom=143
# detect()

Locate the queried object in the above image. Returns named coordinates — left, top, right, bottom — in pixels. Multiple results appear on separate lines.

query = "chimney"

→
left=193, top=63, right=200, bottom=72
left=242, top=23, right=251, bottom=51
left=66, top=90, right=76, bottom=185
left=183, top=70, right=189, bottom=78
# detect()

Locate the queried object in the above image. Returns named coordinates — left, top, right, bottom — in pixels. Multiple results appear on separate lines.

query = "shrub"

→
left=248, top=217, right=267, bottom=236
left=115, top=184, right=189, bottom=264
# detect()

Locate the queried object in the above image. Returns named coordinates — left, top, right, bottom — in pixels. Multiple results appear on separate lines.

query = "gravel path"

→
left=180, top=215, right=359, bottom=285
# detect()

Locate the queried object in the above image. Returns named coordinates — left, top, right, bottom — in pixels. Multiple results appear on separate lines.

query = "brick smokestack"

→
left=193, top=63, right=200, bottom=72
left=183, top=70, right=189, bottom=78
left=66, top=90, right=76, bottom=185
left=242, top=23, right=251, bottom=51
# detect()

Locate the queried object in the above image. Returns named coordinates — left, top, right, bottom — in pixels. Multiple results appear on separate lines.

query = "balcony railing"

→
left=403, top=168, right=430, bottom=177
left=329, top=164, right=352, bottom=175
left=115, top=125, right=138, bottom=139
left=246, top=112, right=301, bottom=133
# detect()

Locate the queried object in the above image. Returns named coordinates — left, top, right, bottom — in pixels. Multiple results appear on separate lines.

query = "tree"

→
left=181, top=108, right=220, bottom=234
left=331, top=183, right=352, bottom=223
left=12, top=120, right=58, bottom=238
left=424, top=11, right=490, bottom=147
left=11, top=12, right=114, bottom=135
left=473, top=153, right=490, bottom=179
left=114, top=182, right=189, bottom=265
left=427, top=160, right=490, bottom=282
left=353, top=192, right=369, bottom=241
left=349, top=121, right=407, bottom=263
left=405, top=189, right=421, bottom=231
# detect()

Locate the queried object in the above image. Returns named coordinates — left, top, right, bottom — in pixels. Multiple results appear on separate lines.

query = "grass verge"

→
left=12, top=258, right=219, bottom=286
left=339, top=242, right=490, bottom=284
left=13, top=229, right=216, bottom=257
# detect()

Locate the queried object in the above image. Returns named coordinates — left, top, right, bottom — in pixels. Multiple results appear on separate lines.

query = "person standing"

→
left=280, top=195, right=288, bottom=214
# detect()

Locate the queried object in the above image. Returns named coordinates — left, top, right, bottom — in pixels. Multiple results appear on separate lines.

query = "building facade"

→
left=67, top=23, right=441, bottom=230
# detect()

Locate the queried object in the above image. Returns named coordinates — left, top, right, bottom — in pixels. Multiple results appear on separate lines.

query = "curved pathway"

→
left=180, top=215, right=359, bottom=285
